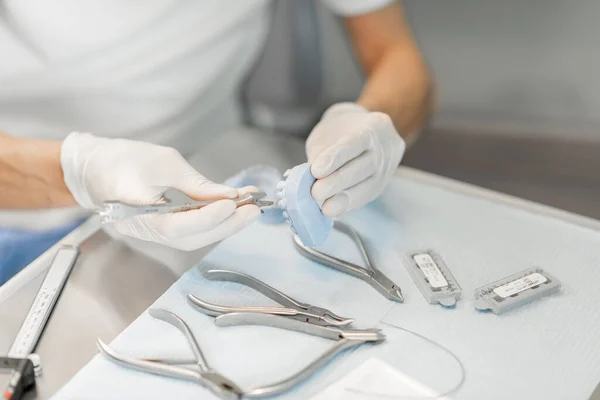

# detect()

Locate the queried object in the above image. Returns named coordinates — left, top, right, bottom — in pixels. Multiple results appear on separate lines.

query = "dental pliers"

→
left=293, top=221, right=404, bottom=302
left=98, top=191, right=273, bottom=224
left=97, top=309, right=244, bottom=399
left=97, top=310, right=384, bottom=399
left=214, top=312, right=386, bottom=398
left=187, top=269, right=353, bottom=327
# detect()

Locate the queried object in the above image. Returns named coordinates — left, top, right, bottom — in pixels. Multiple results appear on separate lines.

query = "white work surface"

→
left=53, top=172, right=600, bottom=400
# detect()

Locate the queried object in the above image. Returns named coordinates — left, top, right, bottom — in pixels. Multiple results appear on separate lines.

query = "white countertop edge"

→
left=397, top=166, right=600, bottom=233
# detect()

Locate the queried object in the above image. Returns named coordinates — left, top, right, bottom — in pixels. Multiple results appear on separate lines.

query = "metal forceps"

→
left=293, top=221, right=404, bottom=302
left=214, top=312, right=386, bottom=398
left=97, top=191, right=273, bottom=224
left=96, top=309, right=243, bottom=399
left=187, top=269, right=353, bottom=327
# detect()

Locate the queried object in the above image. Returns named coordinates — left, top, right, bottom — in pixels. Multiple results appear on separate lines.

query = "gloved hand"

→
left=306, top=103, right=406, bottom=217
left=60, top=133, right=260, bottom=250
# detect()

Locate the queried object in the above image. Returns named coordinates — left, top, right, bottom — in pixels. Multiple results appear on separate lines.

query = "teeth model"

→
left=276, top=163, right=333, bottom=247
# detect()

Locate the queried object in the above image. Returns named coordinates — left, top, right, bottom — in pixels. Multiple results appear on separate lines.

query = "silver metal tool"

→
left=214, top=312, right=386, bottom=398
left=98, top=191, right=274, bottom=224
left=98, top=310, right=382, bottom=398
left=8, top=246, right=80, bottom=375
left=474, top=268, right=561, bottom=314
left=406, top=250, right=462, bottom=307
left=97, top=309, right=243, bottom=399
left=187, top=269, right=353, bottom=327
left=293, top=221, right=404, bottom=302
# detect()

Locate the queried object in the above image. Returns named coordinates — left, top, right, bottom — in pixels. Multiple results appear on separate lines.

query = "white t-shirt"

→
left=0, top=0, right=393, bottom=153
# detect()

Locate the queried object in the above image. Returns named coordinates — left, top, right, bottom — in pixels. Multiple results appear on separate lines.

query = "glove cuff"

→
left=322, top=102, right=368, bottom=120
left=60, top=132, right=101, bottom=209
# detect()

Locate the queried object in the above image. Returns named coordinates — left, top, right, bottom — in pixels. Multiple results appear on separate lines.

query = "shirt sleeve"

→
left=320, top=0, right=396, bottom=16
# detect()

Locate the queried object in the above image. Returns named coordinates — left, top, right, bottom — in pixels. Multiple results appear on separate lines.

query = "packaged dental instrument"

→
left=474, top=268, right=561, bottom=314
left=406, top=250, right=461, bottom=307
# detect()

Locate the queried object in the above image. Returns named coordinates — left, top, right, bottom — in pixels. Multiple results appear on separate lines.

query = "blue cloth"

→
left=0, top=219, right=84, bottom=286
left=55, top=177, right=600, bottom=400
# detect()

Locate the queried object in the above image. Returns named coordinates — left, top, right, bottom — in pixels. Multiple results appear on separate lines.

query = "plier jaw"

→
left=247, top=192, right=275, bottom=208
left=293, top=221, right=405, bottom=303
left=301, top=305, right=354, bottom=327
left=368, top=270, right=405, bottom=302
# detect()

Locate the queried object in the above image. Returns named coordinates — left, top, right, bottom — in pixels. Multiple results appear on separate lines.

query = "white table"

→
left=55, top=169, right=600, bottom=399
left=2, top=127, right=599, bottom=399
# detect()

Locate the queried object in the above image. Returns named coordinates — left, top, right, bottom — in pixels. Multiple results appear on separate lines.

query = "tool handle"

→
left=138, top=203, right=212, bottom=215
left=97, top=340, right=200, bottom=382
left=244, top=339, right=364, bottom=398
left=99, top=193, right=262, bottom=223
left=187, top=294, right=298, bottom=317
left=293, top=235, right=371, bottom=280
left=148, top=309, right=210, bottom=372
left=164, top=193, right=259, bottom=213
left=214, top=312, right=340, bottom=340
left=203, top=270, right=307, bottom=311
left=333, top=221, right=378, bottom=272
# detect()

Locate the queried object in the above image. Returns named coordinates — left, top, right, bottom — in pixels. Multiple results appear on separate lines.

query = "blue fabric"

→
left=55, top=177, right=600, bottom=400
left=0, top=219, right=84, bottom=286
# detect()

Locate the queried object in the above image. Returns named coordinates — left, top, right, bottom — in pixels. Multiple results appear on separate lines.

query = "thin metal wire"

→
left=344, top=321, right=466, bottom=400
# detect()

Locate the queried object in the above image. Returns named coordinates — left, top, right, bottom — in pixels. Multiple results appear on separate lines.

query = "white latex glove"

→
left=60, top=132, right=260, bottom=251
left=306, top=103, right=406, bottom=217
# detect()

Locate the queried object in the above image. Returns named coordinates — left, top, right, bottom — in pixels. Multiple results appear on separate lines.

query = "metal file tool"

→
left=3, top=246, right=80, bottom=399
left=97, top=309, right=243, bottom=399
left=8, top=246, right=79, bottom=360
left=98, top=191, right=274, bottom=224
left=187, top=269, right=353, bottom=327
left=293, top=221, right=404, bottom=302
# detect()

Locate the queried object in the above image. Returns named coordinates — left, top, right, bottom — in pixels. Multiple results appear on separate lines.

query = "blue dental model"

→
left=277, top=163, right=333, bottom=247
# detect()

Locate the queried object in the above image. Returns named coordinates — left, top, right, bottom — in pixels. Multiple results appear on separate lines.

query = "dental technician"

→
left=0, top=1, right=431, bottom=278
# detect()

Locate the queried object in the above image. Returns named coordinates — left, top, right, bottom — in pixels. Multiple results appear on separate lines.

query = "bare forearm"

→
left=344, top=3, right=433, bottom=141
left=0, top=133, right=75, bottom=208
left=357, top=42, right=431, bottom=138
